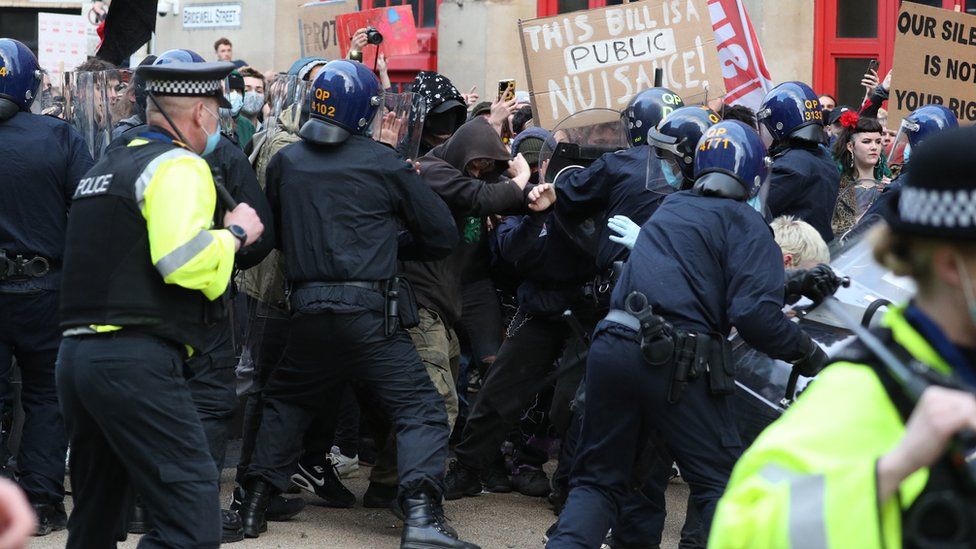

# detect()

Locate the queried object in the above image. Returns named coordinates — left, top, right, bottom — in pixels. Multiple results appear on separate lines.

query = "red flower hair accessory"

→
left=839, top=110, right=860, bottom=130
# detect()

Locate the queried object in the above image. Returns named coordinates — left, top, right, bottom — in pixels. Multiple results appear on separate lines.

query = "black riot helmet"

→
left=623, top=87, right=684, bottom=147
left=647, top=106, right=721, bottom=189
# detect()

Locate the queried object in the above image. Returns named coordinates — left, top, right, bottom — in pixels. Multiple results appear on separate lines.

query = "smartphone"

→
left=868, top=59, right=879, bottom=73
left=497, top=79, right=516, bottom=102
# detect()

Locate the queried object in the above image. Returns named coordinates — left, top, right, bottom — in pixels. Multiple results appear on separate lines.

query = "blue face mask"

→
left=660, top=158, right=684, bottom=189
left=746, top=195, right=763, bottom=214
left=221, top=92, right=243, bottom=118
left=202, top=107, right=221, bottom=156
left=903, top=143, right=912, bottom=163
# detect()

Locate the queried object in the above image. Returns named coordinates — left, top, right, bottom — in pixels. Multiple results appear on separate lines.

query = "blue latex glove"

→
left=607, top=215, right=640, bottom=250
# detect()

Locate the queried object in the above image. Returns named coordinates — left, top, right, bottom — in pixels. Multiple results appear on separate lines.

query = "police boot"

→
left=400, top=491, right=480, bottom=549
left=238, top=479, right=273, bottom=538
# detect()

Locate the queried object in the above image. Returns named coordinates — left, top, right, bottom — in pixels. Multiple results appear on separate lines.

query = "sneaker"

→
left=221, top=509, right=245, bottom=543
left=328, top=445, right=360, bottom=478
left=543, top=521, right=558, bottom=544
left=481, top=466, right=512, bottom=493
left=290, top=456, right=356, bottom=508
left=32, top=502, right=67, bottom=536
left=511, top=468, right=550, bottom=498
left=231, top=485, right=305, bottom=522
left=443, top=460, right=482, bottom=500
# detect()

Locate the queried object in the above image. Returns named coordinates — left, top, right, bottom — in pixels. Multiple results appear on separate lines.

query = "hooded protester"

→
left=412, top=71, right=468, bottom=156
left=362, top=117, right=546, bottom=508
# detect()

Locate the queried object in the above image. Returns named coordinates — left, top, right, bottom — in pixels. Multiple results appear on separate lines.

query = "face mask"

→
left=202, top=106, right=221, bottom=156
left=747, top=195, right=763, bottom=214
left=221, top=92, right=243, bottom=117
left=242, top=91, right=264, bottom=116
left=903, top=143, right=912, bottom=163
left=955, top=254, right=976, bottom=329
left=660, top=158, right=683, bottom=190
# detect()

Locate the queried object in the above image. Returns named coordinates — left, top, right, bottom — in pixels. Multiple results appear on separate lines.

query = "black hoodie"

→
left=401, top=118, right=532, bottom=325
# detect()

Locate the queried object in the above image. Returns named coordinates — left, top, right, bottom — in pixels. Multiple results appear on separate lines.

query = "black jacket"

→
left=268, top=134, right=457, bottom=310
left=403, top=118, right=530, bottom=325
left=767, top=143, right=840, bottom=243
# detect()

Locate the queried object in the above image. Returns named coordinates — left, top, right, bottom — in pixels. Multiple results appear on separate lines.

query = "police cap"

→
left=137, top=61, right=235, bottom=108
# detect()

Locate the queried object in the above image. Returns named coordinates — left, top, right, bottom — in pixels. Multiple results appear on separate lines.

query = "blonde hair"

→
left=771, top=216, right=830, bottom=268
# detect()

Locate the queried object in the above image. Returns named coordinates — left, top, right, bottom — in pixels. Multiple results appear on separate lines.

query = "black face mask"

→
left=528, top=170, right=540, bottom=186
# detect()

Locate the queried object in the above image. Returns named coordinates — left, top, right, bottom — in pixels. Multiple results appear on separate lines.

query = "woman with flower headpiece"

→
left=830, top=110, right=893, bottom=237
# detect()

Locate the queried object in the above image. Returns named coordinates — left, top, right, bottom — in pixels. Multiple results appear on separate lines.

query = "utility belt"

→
left=605, top=291, right=734, bottom=404
left=0, top=250, right=55, bottom=281
left=292, top=277, right=419, bottom=337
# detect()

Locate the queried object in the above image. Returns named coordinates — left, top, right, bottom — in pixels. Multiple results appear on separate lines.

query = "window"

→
left=538, top=0, right=624, bottom=17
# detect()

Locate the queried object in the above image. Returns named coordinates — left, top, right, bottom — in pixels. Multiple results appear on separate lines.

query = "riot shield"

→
left=373, top=91, right=426, bottom=160
left=539, top=110, right=630, bottom=259
left=265, top=74, right=311, bottom=137
left=65, top=68, right=128, bottom=161
left=233, top=251, right=290, bottom=396
left=732, top=215, right=915, bottom=444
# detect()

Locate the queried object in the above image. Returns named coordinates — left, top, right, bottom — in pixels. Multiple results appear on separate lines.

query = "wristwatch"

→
left=227, top=224, right=247, bottom=248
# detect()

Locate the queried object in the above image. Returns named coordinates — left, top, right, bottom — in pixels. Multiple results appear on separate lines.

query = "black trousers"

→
left=246, top=309, right=449, bottom=498
left=57, top=334, right=220, bottom=549
left=185, top=320, right=238, bottom=472
left=0, top=290, right=66, bottom=504
left=454, top=314, right=572, bottom=471
left=548, top=323, right=742, bottom=548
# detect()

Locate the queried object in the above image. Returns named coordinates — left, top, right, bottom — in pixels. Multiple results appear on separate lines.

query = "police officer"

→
left=711, top=126, right=976, bottom=549
left=758, top=81, right=839, bottom=243
left=58, top=60, right=264, bottom=548
left=0, top=38, right=93, bottom=535
left=236, top=60, right=478, bottom=549
left=546, top=121, right=830, bottom=548
left=865, top=105, right=958, bottom=221
left=555, top=87, right=685, bottom=276
left=108, top=49, right=275, bottom=542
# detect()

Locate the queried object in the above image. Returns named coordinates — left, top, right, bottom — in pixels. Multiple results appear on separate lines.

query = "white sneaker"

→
left=328, top=445, right=360, bottom=478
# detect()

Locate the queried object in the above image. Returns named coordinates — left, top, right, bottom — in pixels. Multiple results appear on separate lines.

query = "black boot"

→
left=127, top=500, right=151, bottom=534
left=32, top=502, right=67, bottom=536
left=238, top=479, right=274, bottom=538
left=400, top=492, right=480, bottom=549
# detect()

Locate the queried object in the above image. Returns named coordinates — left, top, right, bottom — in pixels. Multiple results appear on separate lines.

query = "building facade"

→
left=3, top=0, right=975, bottom=109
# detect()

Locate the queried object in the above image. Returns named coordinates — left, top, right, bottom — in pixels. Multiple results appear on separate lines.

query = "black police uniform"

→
left=766, top=143, right=840, bottom=243
left=450, top=211, right=596, bottom=478
left=555, top=146, right=671, bottom=273
left=245, top=134, right=459, bottom=499
left=107, top=126, right=274, bottom=472
left=58, top=129, right=229, bottom=548
left=0, top=109, right=93, bottom=512
left=548, top=191, right=811, bottom=548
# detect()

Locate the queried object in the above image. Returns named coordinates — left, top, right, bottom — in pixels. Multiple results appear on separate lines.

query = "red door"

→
left=814, top=0, right=971, bottom=108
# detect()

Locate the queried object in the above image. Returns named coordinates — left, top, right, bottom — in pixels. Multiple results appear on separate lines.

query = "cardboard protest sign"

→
left=336, top=6, right=419, bottom=67
left=299, top=0, right=358, bottom=60
left=519, top=0, right=724, bottom=129
left=890, top=2, right=976, bottom=126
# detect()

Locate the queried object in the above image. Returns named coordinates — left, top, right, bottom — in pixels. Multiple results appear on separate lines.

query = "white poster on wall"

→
left=37, top=13, right=88, bottom=86
left=182, top=3, right=243, bottom=29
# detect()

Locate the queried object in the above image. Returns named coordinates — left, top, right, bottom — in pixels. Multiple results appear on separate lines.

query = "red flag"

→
left=708, top=0, right=773, bottom=110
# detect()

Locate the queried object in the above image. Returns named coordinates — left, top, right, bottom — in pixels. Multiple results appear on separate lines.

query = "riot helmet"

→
left=648, top=106, right=721, bottom=190
left=900, top=105, right=957, bottom=149
left=298, top=59, right=382, bottom=145
left=287, top=56, right=329, bottom=81
left=0, top=38, right=42, bottom=118
left=623, top=87, right=683, bottom=147
left=693, top=120, right=769, bottom=212
left=757, top=81, right=825, bottom=145
left=153, top=49, right=206, bottom=65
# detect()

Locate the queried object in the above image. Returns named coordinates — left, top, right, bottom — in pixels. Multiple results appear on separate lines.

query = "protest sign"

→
left=38, top=12, right=87, bottom=86
left=890, top=2, right=976, bottom=126
left=519, top=0, right=724, bottom=129
left=299, top=0, right=357, bottom=60
left=336, top=6, right=419, bottom=67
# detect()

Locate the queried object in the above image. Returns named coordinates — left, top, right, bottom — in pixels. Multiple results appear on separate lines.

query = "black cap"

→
left=827, top=105, right=854, bottom=126
left=468, top=101, right=491, bottom=120
left=227, top=70, right=244, bottom=94
left=882, top=126, right=976, bottom=240
left=137, top=61, right=235, bottom=108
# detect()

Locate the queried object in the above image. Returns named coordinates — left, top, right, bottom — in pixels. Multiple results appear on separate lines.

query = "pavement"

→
left=32, top=464, right=691, bottom=548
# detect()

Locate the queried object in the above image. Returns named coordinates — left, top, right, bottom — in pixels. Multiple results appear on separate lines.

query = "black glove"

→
left=784, top=264, right=843, bottom=306
left=792, top=336, right=829, bottom=378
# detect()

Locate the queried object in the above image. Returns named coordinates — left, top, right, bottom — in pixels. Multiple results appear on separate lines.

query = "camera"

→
left=366, top=27, right=384, bottom=46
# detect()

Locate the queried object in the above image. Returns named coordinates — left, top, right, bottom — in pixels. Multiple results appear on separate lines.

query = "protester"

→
left=830, top=113, right=891, bottom=236
left=238, top=66, right=265, bottom=132
left=214, top=37, right=247, bottom=68
left=772, top=216, right=831, bottom=270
